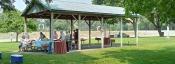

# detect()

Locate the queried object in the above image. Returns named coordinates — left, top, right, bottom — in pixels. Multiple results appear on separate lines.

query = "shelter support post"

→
left=109, top=24, right=111, bottom=36
left=104, top=20, right=107, bottom=37
left=120, top=18, right=123, bottom=47
left=49, top=12, right=54, bottom=53
left=24, top=17, right=27, bottom=33
left=70, top=19, right=73, bottom=50
left=78, top=15, right=81, bottom=50
left=136, top=18, right=139, bottom=47
left=85, top=20, right=94, bottom=46
left=49, top=12, right=54, bottom=40
left=166, top=24, right=170, bottom=38
left=101, top=17, right=104, bottom=48
left=89, top=20, right=91, bottom=46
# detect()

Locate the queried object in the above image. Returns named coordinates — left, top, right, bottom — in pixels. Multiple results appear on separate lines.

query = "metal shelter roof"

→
left=22, top=0, right=125, bottom=20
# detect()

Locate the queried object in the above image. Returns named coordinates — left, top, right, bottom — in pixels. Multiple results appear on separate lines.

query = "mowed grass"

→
left=0, top=37, right=175, bottom=64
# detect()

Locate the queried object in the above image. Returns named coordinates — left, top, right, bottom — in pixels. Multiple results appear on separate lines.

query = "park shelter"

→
left=21, top=0, right=139, bottom=50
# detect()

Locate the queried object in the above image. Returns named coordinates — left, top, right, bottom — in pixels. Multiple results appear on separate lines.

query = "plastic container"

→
left=11, top=54, right=23, bottom=64
left=104, top=37, right=111, bottom=45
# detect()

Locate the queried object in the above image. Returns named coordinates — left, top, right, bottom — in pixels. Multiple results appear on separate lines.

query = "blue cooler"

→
left=0, top=52, right=2, bottom=60
left=11, top=54, right=23, bottom=64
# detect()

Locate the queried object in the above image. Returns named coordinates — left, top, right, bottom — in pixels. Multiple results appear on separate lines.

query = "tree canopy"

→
left=124, top=0, right=175, bottom=36
left=93, top=0, right=124, bottom=7
left=0, top=0, right=15, bottom=12
left=23, top=0, right=52, bottom=4
left=93, top=0, right=175, bottom=37
left=0, top=11, right=37, bottom=33
left=0, top=11, right=37, bottom=41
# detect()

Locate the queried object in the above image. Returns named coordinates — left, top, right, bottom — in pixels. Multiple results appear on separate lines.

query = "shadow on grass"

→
left=0, top=51, right=99, bottom=64
left=102, top=47, right=175, bottom=64
left=1, top=46, right=175, bottom=64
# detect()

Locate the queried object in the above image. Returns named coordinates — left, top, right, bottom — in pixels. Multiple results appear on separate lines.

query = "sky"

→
left=14, top=0, right=92, bottom=11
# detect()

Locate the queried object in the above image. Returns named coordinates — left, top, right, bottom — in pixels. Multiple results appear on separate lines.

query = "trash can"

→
left=54, top=40, right=67, bottom=54
left=11, top=54, right=23, bottom=64
left=160, top=32, right=164, bottom=37
left=110, top=39, right=115, bottom=46
left=0, top=52, right=2, bottom=60
left=104, top=37, right=111, bottom=45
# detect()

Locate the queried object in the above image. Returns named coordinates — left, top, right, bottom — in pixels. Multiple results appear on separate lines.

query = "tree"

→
left=0, top=0, right=15, bottom=12
left=0, top=11, right=37, bottom=42
left=124, top=0, right=175, bottom=37
left=53, top=20, right=71, bottom=31
left=93, top=0, right=124, bottom=7
left=93, top=0, right=175, bottom=37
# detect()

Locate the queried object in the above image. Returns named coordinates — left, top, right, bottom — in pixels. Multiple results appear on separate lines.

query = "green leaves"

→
left=93, top=0, right=124, bottom=7
left=93, top=0, right=124, bottom=24
left=0, top=11, right=37, bottom=33
left=123, top=0, right=175, bottom=36
left=53, top=20, right=70, bottom=31
left=0, top=0, right=16, bottom=12
left=124, top=0, right=175, bottom=23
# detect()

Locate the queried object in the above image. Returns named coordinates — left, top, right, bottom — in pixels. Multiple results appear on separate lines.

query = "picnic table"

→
left=81, top=37, right=87, bottom=44
left=95, top=37, right=101, bottom=44
left=95, top=36, right=115, bottom=47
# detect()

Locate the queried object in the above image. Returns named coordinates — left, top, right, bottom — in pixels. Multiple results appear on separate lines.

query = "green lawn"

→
left=0, top=37, right=175, bottom=64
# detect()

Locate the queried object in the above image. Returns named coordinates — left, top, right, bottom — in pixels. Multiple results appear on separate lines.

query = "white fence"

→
left=0, top=30, right=174, bottom=42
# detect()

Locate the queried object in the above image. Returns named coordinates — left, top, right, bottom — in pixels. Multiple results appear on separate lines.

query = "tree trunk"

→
left=149, top=14, right=164, bottom=37
left=156, top=15, right=164, bottom=37
left=16, top=32, right=19, bottom=42
left=129, top=18, right=137, bottom=38
left=132, top=21, right=137, bottom=38
left=157, top=27, right=164, bottom=37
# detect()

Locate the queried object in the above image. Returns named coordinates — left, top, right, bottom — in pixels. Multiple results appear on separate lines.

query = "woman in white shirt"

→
left=59, top=31, right=66, bottom=41
left=19, top=35, right=28, bottom=52
left=52, top=31, right=58, bottom=40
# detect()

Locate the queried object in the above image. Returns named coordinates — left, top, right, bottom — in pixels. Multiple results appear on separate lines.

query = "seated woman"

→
left=19, top=35, right=29, bottom=52
left=23, top=32, right=34, bottom=51
left=34, top=32, right=49, bottom=51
